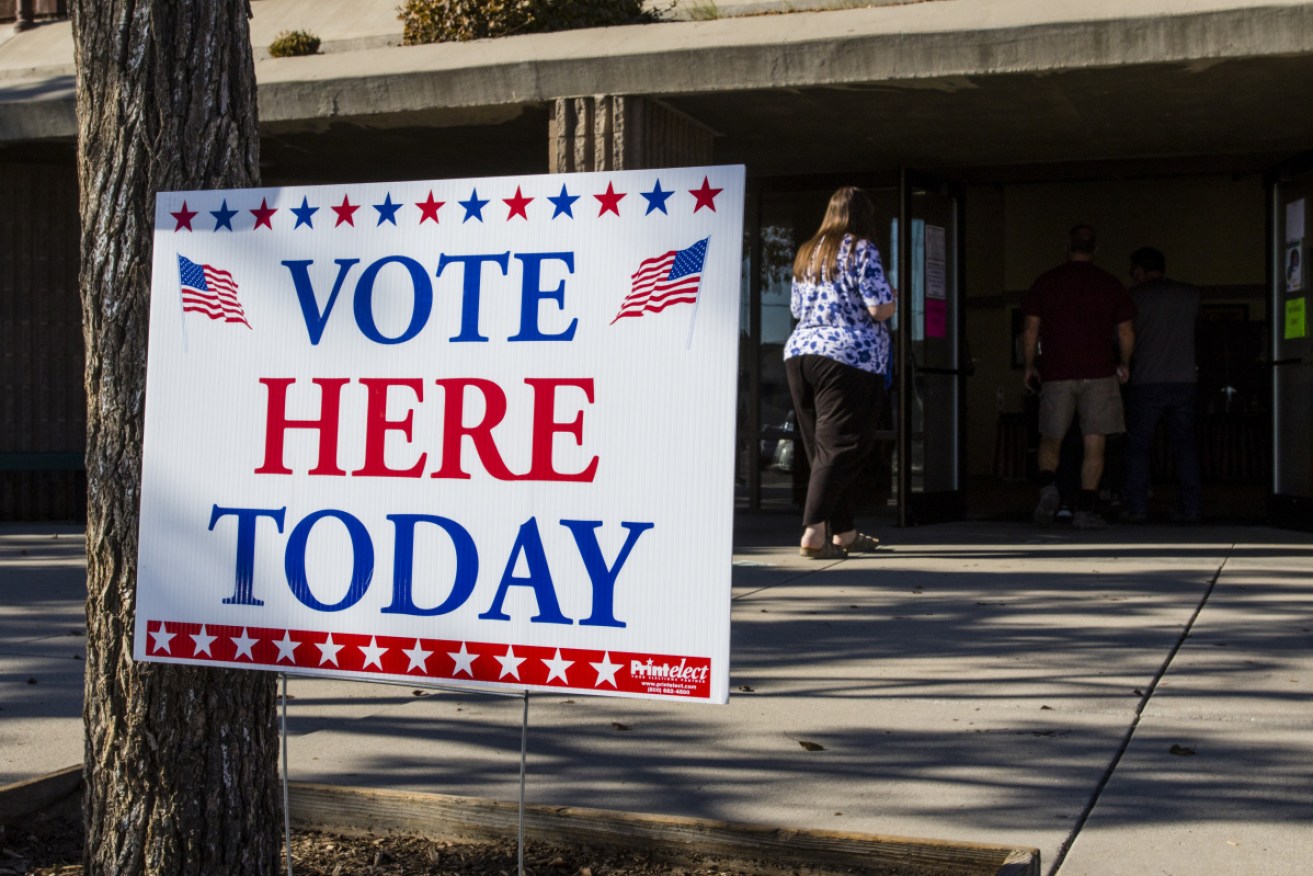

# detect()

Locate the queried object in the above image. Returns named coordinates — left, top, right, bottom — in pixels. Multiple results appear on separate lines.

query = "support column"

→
left=14, top=0, right=35, bottom=32
left=549, top=95, right=715, bottom=173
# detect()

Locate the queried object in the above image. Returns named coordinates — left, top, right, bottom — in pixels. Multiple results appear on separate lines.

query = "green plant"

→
left=682, top=1, right=720, bottom=21
left=398, top=0, right=658, bottom=46
left=268, top=29, right=322, bottom=58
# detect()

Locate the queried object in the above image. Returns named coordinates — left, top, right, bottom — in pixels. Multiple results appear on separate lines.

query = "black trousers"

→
left=785, top=354, right=886, bottom=534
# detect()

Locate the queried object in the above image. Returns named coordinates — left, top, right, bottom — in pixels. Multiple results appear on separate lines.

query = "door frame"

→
left=740, top=171, right=968, bottom=526
left=896, top=168, right=969, bottom=526
left=1267, top=151, right=1313, bottom=531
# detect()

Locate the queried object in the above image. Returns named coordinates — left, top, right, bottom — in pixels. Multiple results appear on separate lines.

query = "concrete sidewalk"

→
left=2, top=517, right=1311, bottom=875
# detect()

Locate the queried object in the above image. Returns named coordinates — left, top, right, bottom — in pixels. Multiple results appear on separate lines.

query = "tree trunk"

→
left=71, top=2, right=281, bottom=873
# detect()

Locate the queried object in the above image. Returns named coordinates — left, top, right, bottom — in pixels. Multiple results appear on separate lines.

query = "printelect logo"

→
left=630, top=657, right=710, bottom=683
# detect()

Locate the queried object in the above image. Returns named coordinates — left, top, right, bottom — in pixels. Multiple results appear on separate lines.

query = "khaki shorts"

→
left=1038, top=376, right=1125, bottom=438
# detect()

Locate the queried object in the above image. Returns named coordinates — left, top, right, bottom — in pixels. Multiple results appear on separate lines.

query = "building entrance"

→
left=742, top=170, right=1280, bottom=527
left=738, top=173, right=967, bottom=526
left=966, top=173, right=1273, bottom=525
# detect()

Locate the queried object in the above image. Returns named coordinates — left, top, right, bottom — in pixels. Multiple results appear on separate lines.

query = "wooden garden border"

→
left=2, top=768, right=1039, bottom=876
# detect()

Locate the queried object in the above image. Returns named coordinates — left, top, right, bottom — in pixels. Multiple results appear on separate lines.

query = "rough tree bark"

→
left=71, top=2, right=282, bottom=873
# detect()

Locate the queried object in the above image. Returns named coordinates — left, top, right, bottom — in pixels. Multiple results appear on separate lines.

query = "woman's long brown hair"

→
left=792, top=186, right=878, bottom=284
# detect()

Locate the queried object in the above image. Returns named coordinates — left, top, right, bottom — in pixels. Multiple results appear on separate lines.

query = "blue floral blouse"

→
left=784, top=235, right=894, bottom=375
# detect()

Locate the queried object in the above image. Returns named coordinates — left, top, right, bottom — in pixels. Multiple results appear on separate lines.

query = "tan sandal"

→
left=800, top=541, right=848, bottom=560
left=839, top=532, right=880, bottom=553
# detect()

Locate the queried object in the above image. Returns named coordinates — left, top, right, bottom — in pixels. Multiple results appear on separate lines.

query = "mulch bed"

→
left=1, top=810, right=885, bottom=876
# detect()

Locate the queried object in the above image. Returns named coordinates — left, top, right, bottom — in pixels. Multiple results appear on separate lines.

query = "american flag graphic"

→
left=611, top=237, right=708, bottom=324
left=178, top=255, right=250, bottom=328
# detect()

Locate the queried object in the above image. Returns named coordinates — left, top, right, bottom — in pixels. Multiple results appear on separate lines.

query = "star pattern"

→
left=158, top=174, right=728, bottom=233
left=503, top=186, right=533, bottom=220
left=317, top=633, right=344, bottom=666
left=594, top=182, right=625, bottom=217
left=332, top=195, right=360, bottom=227
left=547, top=184, right=579, bottom=219
left=404, top=639, right=432, bottom=673
left=416, top=191, right=445, bottom=224
left=591, top=651, right=622, bottom=688
left=543, top=648, right=572, bottom=684
left=689, top=176, right=723, bottom=213
left=250, top=198, right=277, bottom=229
left=360, top=636, right=388, bottom=669
left=171, top=201, right=197, bottom=232
left=373, top=193, right=402, bottom=226
left=191, top=625, right=216, bottom=657
left=291, top=196, right=318, bottom=229
left=496, top=644, right=525, bottom=680
left=449, top=642, right=478, bottom=677
left=274, top=630, right=299, bottom=664
left=210, top=200, right=238, bottom=231
left=640, top=180, right=673, bottom=215
left=460, top=188, right=489, bottom=223
left=142, top=622, right=714, bottom=699
left=150, top=623, right=175, bottom=654
left=232, top=628, right=257, bottom=661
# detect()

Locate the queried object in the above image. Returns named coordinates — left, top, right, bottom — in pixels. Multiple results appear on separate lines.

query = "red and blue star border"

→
left=142, top=619, right=713, bottom=699
left=166, top=176, right=725, bottom=232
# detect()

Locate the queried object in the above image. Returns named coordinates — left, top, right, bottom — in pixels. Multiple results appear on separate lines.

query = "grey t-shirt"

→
left=1130, top=277, right=1200, bottom=384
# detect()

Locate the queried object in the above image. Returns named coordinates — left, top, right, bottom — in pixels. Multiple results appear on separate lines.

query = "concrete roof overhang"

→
left=3, top=1, right=1313, bottom=182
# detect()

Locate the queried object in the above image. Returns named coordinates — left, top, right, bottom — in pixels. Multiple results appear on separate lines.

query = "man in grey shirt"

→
left=1122, top=247, right=1202, bottom=523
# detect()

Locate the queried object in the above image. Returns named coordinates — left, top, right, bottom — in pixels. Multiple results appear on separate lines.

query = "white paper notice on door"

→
left=1286, top=199, right=1305, bottom=243
left=925, top=224, right=946, bottom=300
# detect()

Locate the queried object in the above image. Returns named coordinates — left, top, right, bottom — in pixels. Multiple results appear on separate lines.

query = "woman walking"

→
left=784, top=187, right=897, bottom=558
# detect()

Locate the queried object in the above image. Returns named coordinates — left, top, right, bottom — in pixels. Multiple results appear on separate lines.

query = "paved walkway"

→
left=3, top=517, right=1311, bottom=875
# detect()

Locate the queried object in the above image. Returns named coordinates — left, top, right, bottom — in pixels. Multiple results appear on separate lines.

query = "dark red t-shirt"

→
left=1022, top=261, right=1136, bottom=381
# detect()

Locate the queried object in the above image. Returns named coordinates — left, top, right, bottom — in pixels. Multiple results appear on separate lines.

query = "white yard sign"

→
left=135, top=166, right=744, bottom=703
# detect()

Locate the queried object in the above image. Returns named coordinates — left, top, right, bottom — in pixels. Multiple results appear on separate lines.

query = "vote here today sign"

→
left=134, top=166, right=744, bottom=704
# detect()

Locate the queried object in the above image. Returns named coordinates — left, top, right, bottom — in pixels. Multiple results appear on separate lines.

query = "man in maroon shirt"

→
left=1022, top=225, right=1136, bottom=529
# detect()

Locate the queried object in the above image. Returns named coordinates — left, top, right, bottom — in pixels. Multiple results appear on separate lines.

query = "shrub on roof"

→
left=398, top=0, right=657, bottom=46
left=532, top=0, right=659, bottom=30
left=268, top=30, right=322, bottom=58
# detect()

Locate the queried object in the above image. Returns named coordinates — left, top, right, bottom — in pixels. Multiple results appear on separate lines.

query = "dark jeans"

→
left=1123, top=383, right=1202, bottom=517
left=785, top=354, right=885, bottom=534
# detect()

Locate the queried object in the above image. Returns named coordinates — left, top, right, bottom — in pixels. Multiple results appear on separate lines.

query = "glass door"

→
left=1270, top=158, right=1313, bottom=529
left=893, top=171, right=967, bottom=525
left=739, top=181, right=900, bottom=518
